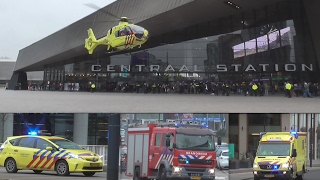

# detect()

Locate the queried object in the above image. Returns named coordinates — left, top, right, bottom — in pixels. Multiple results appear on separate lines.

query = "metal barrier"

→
left=80, top=145, right=108, bottom=165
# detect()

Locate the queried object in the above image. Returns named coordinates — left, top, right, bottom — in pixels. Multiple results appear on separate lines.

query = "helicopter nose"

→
left=135, top=30, right=148, bottom=40
left=143, top=29, right=149, bottom=39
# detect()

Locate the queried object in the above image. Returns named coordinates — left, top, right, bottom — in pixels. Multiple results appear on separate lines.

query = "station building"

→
left=0, top=58, right=42, bottom=87
left=229, top=113, right=320, bottom=160
left=7, top=0, right=320, bottom=91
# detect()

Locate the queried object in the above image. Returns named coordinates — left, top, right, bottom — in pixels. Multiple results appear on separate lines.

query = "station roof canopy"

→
left=14, top=0, right=285, bottom=72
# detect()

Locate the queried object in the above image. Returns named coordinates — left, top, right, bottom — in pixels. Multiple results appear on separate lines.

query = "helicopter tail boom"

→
left=85, top=29, right=110, bottom=54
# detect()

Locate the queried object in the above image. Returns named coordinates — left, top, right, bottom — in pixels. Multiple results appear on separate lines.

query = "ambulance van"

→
left=252, top=131, right=307, bottom=180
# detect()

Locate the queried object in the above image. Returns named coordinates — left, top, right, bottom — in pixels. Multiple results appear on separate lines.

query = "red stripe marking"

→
left=26, top=156, right=39, bottom=168
left=41, top=157, right=53, bottom=169
left=34, top=156, right=46, bottom=168
left=47, top=157, right=60, bottom=169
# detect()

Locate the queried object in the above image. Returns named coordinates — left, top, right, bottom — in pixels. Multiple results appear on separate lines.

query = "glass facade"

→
left=43, top=0, right=319, bottom=92
left=87, top=114, right=109, bottom=145
left=12, top=113, right=225, bottom=145
left=248, top=114, right=281, bottom=153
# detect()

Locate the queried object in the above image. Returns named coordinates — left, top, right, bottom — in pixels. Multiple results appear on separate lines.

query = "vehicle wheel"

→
left=5, top=158, right=18, bottom=173
left=289, top=170, right=294, bottom=180
left=33, top=170, right=43, bottom=174
left=83, top=172, right=95, bottom=176
left=160, top=167, right=167, bottom=180
left=55, top=160, right=70, bottom=176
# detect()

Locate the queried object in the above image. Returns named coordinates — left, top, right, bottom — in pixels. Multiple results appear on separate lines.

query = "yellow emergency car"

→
left=252, top=131, right=307, bottom=180
left=0, top=133, right=103, bottom=176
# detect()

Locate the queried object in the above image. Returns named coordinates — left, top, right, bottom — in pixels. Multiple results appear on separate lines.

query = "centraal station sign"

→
left=91, top=63, right=314, bottom=72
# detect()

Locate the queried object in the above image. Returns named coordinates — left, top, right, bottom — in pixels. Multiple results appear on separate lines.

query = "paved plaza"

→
left=0, top=90, right=319, bottom=113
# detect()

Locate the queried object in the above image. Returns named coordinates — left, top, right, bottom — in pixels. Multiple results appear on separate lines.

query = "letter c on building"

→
left=92, top=65, right=101, bottom=72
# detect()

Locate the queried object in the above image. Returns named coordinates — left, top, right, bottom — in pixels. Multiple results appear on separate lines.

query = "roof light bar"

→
left=224, top=1, right=241, bottom=10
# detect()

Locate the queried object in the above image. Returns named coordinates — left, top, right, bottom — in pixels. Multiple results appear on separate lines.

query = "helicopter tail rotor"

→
left=85, top=28, right=99, bottom=54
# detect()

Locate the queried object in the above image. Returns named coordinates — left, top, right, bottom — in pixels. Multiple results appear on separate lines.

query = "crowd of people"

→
left=22, top=81, right=319, bottom=98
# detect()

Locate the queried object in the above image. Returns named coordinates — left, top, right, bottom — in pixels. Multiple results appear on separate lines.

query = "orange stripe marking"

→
left=41, top=157, right=53, bottom=168
left=34, top=156, right=46, bottom=168
left=27, top=156, right=39, bottom=168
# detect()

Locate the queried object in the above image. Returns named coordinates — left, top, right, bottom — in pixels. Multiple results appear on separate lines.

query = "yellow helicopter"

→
left=84, top=4, right=149, bottom=54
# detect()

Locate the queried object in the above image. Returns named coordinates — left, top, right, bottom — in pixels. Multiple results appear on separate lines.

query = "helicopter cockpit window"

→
left=118, top=27, right=131, bottom=36
left=128, top=25, right=144, bottom=34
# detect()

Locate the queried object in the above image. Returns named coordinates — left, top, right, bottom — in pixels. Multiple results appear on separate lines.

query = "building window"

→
left=229, top=113, right=239, bottom=159
left=51, top=113, right=74, bottom=141
left=88, top=114, right=109, bottom=145
left=13, top=113, right=53, bottom=136
left=248, top=114, right=281, bottom=154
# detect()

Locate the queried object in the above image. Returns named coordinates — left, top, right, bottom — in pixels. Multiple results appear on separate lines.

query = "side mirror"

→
left=166, top=136, right=170, bottom=147
left=46, top=147, right=53, bottom=151
left=217, top=137, right=222, bottom=146
left=292, top=149, right=297, bottom=157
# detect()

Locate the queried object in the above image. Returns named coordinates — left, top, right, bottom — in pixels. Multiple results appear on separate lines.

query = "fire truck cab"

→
left=126, top=123, right=221, bottom=180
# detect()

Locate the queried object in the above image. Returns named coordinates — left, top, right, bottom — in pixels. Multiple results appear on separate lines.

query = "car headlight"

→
left=69, top=153, right=82, bottom=159
left=282, top=163, right=289, bottom=169
left=209, top=168, right=215, bottom=174
left=173, top=166, right=182, bottom=173
left=253, top=163, right=258, bottom=168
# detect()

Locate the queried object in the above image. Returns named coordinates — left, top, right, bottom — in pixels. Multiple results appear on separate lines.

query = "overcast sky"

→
left=0, top=0, right=116, bottom=61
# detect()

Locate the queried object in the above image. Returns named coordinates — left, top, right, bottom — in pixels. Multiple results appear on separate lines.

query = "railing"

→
left=80, top=145, right=108, bottom=165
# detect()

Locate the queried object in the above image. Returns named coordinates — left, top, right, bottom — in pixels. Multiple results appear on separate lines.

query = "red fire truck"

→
left=126, top=123, right=221, bottom=180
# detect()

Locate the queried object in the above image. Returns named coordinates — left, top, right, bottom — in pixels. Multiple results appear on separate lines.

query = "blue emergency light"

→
left=28, top=132, right=37, bottom=136
left=273, top=165, right=279, bottom=170
left=290, top=130, right=298, bottom=139
left=185, top=160, right=190, bottom=164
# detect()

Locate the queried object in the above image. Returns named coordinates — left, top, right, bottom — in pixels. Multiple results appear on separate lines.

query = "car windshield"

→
left=175, top=133, right=215, bottom=151
left=49, top=139, right=83, bottom=150
left=257, top=143, right=290, bottom=156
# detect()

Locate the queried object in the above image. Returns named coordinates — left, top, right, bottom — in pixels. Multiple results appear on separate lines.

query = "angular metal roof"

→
left=14, top=0, right=285, bottom=72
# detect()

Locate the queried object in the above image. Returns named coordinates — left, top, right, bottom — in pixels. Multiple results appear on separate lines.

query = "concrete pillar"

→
left=0, top=113, right=13, bottom=142
left=281, top=114, right=291, bottom=132
left=73, top=113, right=89, bottom=145
left=107, top=114, right=120, bottom=180
left=239, top=114, right=248, bottom=158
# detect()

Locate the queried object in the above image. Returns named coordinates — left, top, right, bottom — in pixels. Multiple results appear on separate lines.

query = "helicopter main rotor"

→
left=84, top=3, right=134, bottom=23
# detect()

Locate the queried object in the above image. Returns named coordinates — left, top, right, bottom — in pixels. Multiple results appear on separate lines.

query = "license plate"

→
left=265, top=174, right=274, bottom=178
left=90, top=163, right=100, bottom=167
left=191, top=176, right=201, bottom=180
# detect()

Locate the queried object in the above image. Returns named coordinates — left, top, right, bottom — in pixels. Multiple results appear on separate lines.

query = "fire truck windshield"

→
left=175, top=134, right=215, bottom=151
left=256, top=143, right=290, bottom=156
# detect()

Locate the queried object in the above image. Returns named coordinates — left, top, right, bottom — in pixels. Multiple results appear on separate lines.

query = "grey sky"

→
left=0, top=0, right=115, bottom=61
